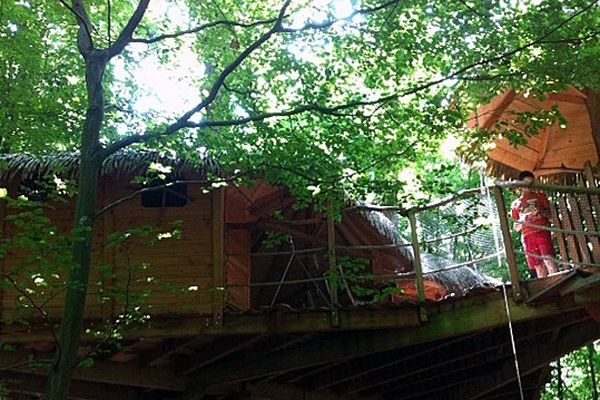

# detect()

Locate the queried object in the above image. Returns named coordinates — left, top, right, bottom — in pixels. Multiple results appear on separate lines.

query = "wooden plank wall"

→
left=0, top=175, right=219, bottom=323
left=224, top=188, right=252, bottom=311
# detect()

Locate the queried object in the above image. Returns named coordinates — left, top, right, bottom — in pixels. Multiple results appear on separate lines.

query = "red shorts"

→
left=523, top=231, right=555, bottom=270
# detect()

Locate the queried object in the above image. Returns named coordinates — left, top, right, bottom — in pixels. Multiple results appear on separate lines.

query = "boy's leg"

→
left=535, top=263, right=549, bottom=278
left=524, top=234, right=543, bottom=277
left=537, top=232, right=558, bottom=274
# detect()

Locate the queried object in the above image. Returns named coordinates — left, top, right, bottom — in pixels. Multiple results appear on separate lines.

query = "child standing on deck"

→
left=511, top=171, right=559, bottom=278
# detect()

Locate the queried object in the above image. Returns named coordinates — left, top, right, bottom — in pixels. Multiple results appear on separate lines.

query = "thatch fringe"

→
left=485, top=159, right=522, bottom=180
left=361, top=209, right=413, bottom=258
left=0, top=151, right=221, bottom=181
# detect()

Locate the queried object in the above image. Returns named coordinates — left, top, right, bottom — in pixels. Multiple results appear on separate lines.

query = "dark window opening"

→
left=141, top=181, right=188, bottom=208
left=20, top=179, right=49, bottom=202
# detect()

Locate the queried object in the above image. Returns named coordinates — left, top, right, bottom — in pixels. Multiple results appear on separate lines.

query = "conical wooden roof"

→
left=474, top=88, right=598, bottom=179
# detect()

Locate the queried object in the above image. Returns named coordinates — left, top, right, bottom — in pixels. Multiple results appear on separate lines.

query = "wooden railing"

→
left=232, top=179, right=600, bottom=325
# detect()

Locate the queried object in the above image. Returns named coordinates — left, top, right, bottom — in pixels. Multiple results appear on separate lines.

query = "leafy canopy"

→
left=3, top=0, right=600, bottom=205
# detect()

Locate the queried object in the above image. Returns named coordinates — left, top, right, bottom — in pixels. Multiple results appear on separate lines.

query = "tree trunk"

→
left=557, top=359, right=563, bottom=400
left=590, top=343, right=599, bottom=400
left=583, top=88, right=600, bottom=159
left=46, top=52, right=107, bottom=400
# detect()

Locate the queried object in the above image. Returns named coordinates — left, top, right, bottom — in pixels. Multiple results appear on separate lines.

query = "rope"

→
left=481, top=171, right=504, bottom=271
left=516, top=249, right=600, bottom=269
left=483, top=171, right=525, bottom=400
left=270, top=238, right=296, bottom=307
left=501, top=282, right=526, bottom=400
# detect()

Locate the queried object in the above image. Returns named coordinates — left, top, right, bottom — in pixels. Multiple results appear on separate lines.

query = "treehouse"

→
left=0, top=151, right=599, bottom=400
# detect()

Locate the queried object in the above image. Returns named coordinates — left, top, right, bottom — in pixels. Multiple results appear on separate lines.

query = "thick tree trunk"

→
left=46, top=52, right=106, bottom=400
left=583, top=88, right=600, bottom=159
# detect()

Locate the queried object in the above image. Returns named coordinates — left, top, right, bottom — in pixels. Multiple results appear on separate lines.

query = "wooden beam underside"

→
left=3, top=274, right=599, bottom=399
left=188, top=292, right=588, bottom=388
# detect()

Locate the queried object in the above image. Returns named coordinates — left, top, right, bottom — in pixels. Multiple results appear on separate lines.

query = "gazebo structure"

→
left=474, top=88, right=599, bottom=180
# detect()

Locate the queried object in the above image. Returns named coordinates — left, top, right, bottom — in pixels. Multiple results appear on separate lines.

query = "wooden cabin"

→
left=0, top=152, right=419, bottom=327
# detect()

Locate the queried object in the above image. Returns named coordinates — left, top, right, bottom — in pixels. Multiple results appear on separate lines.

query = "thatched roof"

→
left=0, top=151, right=221, bottom=181
left=359, top=208, right=413, bottom=263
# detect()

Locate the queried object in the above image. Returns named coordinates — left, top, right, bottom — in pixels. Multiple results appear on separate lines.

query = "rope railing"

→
left=230, top=179, right=600, bottom=313
left=516, top=220, right=600, bottom=238
left=251, top=225, right=487, bottom=257
left=516, top=250, right=600, bottom=269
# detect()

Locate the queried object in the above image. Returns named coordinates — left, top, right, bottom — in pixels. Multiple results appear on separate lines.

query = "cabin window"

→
left=141, top=180, right=188, bottom=208
left=20, top=179, right=49, bottom=202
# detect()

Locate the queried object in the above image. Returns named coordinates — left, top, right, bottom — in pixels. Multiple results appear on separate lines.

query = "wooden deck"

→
left=2, top=270, right=599, bottom=399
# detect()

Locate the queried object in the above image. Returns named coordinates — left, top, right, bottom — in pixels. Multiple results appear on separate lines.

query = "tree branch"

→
left=132, top=0, right=404, bottom=45
left=106, top=0, right=150, bottom=59
left=279, top=0, right=402, bottom=33
left=103, top=0, right=292, bottom=156
left=94, top=174, right=248, bottom=219
left=103, top=0, right=598, bottom=156
left=59, top=0, right=94, bottom=56
left=131, top=17, right=278, bottom=44
left=1, top=273, right=59, bottom=345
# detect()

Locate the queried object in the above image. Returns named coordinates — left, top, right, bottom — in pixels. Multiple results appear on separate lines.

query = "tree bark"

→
left=557, top=359, right=563, bottom=400
left=45, top=51, right=107, bottom=400
left=583, top=88, right=600, bottom=159
left=590, top=343, right=599, bottom=400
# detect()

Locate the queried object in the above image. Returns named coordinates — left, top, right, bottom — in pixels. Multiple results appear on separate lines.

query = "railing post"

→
left=408, top=210, right=428, bottom=322
left=327, top=202, right=340, bottom=327
left=493, top=186, right=523, bottom=302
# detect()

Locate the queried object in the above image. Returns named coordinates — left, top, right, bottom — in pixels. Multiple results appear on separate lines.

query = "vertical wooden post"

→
left=212, top=188, right=225, bottom=327
left=408, top=210, right=427, bottom=322
left=493, top=186, right=523, bottom=302
left=327, top=202, right=340, bottom=327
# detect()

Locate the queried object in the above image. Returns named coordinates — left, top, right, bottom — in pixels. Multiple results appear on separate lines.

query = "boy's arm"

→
left=511, top=203, right=522, bottom=231
left=539, top=194, right=551, bottom=219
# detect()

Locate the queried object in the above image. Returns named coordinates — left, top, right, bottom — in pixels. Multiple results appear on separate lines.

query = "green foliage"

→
left=0, top=191, right=74, bottom=322
left=542, top=341, right=600, bottom=400
left=334, top=257, right=403, bottom=303
left=5, top=0, right=600, bottom=207
left=3, top=1, right=600, bottom=396
left=262, top=231, right=291, bottom=249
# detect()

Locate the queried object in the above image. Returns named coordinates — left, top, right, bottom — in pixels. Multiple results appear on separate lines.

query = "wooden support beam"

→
left=1, top=371, right=136, bottom=400
left=492, top=186, right=523, bottom=301
left=178, top=335, right=265, bottom=374
left=343, top=313, right=588, bottom=396
left=313, top=334, right=479, bottom=391
left=413, top=319, right=600, bottom=400
left=1, top=350, right=187, bottom=392
left=408, top=210, right=427, bottom=320
left=185, top=291, right=584, bottom=389
left=0, top=307, right=422, bottom=343
left=247, top=382, right=372, bottom=400
left=482, top=90, right=517, bottom=130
